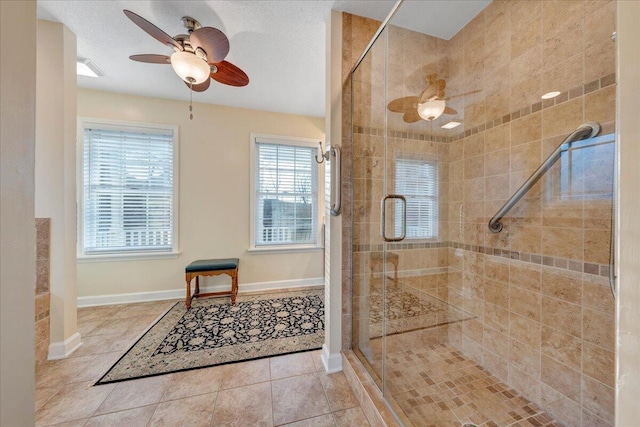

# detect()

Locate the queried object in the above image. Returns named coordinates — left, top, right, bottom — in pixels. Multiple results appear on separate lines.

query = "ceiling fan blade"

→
left=388, top=96, right=419, bottom=113
left=123, top=10, right=183, bottom=51
left=190, top=27, right=230, bottom=64
left=184, top=78, right=211, bottom=92
left=129, top=54, right=171, bottom=64
left=444, top=106, right=458, bottom=115
left=445, top=89, right=482, bottom=101
left=210, top=61, right=249, bottom=86
left=403, top=111, right=421, bottom=123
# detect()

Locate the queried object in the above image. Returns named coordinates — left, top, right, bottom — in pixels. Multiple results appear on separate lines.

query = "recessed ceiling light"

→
left=541, top=91, right=561, bottom=99
left=441, top=121, right=462, bottom=129
left=77, top=58, right=103, bottom=78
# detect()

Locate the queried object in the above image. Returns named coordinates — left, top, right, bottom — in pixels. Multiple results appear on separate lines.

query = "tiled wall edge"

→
left=353, top=74, right=616, bottom=143
left=352, top=241, right=610, bottom=278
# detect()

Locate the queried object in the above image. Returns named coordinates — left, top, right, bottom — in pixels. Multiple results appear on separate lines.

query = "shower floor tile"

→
left=380, top=344, right=564, bottom=427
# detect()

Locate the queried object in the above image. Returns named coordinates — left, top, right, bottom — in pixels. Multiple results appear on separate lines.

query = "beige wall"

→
left=616, top=1, right=640, bottom=424
left=36, top=19, right=79, bottom=349
left=77, top=89, right=325, bottom=298
left=0, top=0, right=37, bottom=424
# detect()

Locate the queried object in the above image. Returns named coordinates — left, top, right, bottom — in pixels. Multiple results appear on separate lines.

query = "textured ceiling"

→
left=36, top=1, right=490, bottom=118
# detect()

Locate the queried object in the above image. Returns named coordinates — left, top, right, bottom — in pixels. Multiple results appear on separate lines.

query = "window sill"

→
left=248, top=245, right=324, bottom=254
left=77, top=251, right=181, bottom=263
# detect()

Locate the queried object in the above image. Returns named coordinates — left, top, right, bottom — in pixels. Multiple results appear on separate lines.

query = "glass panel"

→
left=351, top=25, right=388, bottom=392
left=361, top=0, right=617, bottom=425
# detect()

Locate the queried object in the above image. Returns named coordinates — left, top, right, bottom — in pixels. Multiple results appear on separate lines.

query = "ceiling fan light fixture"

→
left=417, top=99, right=446, bottom=121
left=170, top=51, right=210, bottom=84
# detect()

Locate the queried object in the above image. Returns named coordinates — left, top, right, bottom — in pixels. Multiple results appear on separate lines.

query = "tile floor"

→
left=35, top=300, right=371, bottom=427
left=357, top=342, right=564, bottom=427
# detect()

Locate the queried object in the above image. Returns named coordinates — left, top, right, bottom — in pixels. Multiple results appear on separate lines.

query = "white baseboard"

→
left=77, top=277, right=324, bottom=308
left=321, top=343, right=343, bottom=374
left=48, top=332, right=82, bottom=360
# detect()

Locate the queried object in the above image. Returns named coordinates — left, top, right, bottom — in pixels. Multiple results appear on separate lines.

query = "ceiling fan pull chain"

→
left=189, top=81, right=194, bottom=120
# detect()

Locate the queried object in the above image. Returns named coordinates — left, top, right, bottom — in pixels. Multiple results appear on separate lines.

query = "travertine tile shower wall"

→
left=342, top=1, right=615, bottom=426
left=340, top=13, right=380, bottom=352
left=442, top=2, right=616, bottom=426
left=35, top=218, right=51, bottom=366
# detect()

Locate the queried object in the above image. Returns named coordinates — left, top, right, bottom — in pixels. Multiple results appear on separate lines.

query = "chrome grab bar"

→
left=488, top=121, right=601, bottom=233
left=330, top=146, right=341, bottom=216
left=316, top=142, right=341, bottom=216
left=381, top=194, right=406, bottom=242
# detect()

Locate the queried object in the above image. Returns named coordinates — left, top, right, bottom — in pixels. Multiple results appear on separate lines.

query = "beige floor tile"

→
left=78, top=319, right=104, bottom=337
left=108, top=333, right=141, bottom=353
left=111, top=301, right=175, bottom=320
left=310, top=350, right=325, bottom=372
left=45, top=420, right=89, bottom=427
left=218, top=358, right=271, bottom=390
left=93, top=375, right=173, bottom=415
left=71, top=334, right=121, bottom=358
left=332, top=407, right=371, bottom=427
left=84, top=405, right=157, bottom=427
left=36, top=356, right=98, bottom=389
left=271, top=373, right=331, bottom=425
left=35, top=384, right=62, bottom=412
left=89, top=315, right=159, bottom=337
left=281, top=414, right=337, bottom=427
left=270, top=352, right=317, bottom=380
left=35, top=381, right=115, bottom=426
left=75, top=352, right=122, bottom=384
left=162, top=366, right=225, bottom=401
left=213, top=382, right=273, bottom=427
left=78, top=305, right=126, bottom=322
left=319, top=372, right=359, bottom=412
left=150, top=392, right=217, bottom=426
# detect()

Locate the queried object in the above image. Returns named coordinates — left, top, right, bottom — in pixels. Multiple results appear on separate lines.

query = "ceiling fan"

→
left=123, top=9, right=249, bottom=93
left=388, top=74, right=480, bottom=123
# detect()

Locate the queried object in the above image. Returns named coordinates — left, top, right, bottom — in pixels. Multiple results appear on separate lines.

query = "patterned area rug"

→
left=96, top=289, right=324, bottom=384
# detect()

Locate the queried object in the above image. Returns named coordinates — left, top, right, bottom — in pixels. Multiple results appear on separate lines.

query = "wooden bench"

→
left=185, top=258, right=239, bottom=309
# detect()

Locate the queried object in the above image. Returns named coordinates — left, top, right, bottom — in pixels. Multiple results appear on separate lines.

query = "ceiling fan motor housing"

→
left=181, top=16, right=201, bottom=33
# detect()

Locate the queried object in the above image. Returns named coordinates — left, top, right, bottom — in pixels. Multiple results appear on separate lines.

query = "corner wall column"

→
left=322, top=9, right=344, bottom=373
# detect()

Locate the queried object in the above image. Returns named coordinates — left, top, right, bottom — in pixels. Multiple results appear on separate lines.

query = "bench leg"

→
left=186, top=277, right=192, bottom=309
left=195, top=275, right=200, bottom=295
left=231, top=269, right=238, bottom=305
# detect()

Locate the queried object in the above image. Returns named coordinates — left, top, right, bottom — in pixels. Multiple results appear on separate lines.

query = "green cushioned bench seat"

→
left=185, top=258, right=239, bottom=309
left=186, top=258, right=239, bottom=273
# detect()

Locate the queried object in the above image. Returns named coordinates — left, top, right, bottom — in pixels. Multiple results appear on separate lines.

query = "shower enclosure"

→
left=346, top=1, right=617, bottom=426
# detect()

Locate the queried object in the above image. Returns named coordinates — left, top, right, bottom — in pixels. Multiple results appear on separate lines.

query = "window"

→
left=553, top=133, right=615, bottom=201
left=250, top=134, right=323, bottom=251
left=79, top=119, right=179, bottom=258
left=395, top=158, right=438, bottom=239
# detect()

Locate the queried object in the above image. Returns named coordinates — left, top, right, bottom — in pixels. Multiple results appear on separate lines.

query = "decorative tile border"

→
left=353, top=125, right=448, bottom=143
left=352, top=74, right=616, bottom=144
left=352, top=240, right=611, bottom=278
left=449, top=73, right=616, bottom=142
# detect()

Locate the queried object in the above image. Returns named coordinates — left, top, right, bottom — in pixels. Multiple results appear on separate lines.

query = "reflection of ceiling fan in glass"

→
left=388, top=74, right=480, bottom=122
left=123, top=10, right=249, bottom=92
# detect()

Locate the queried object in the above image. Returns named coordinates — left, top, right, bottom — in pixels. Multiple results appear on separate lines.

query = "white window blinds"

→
left=395, top=158, right=439, bottom=239
left=254, top=141, right=318, bottom=246
left=82, top=125, right=175, bottom=254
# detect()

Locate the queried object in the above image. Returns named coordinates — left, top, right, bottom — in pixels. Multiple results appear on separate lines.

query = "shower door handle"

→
left=380, top=194, right=406, bottom=242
